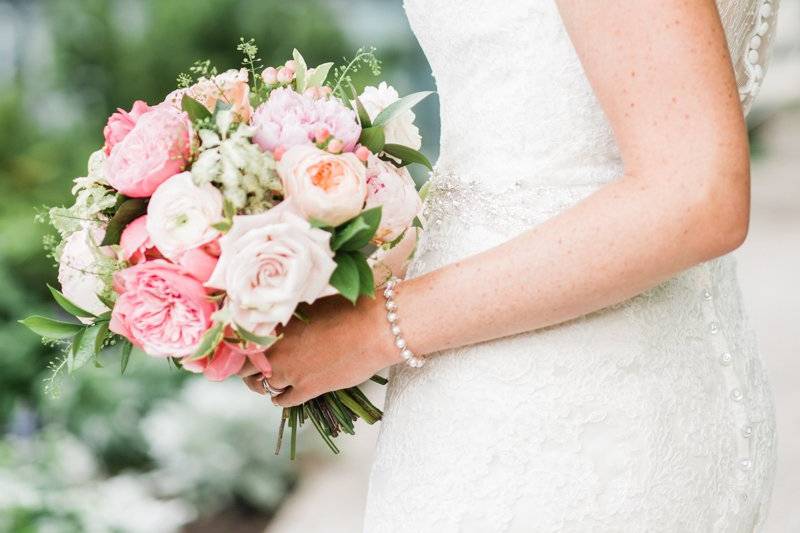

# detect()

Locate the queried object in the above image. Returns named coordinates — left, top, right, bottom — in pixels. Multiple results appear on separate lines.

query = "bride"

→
left=243, top=0, right=779, bottom=530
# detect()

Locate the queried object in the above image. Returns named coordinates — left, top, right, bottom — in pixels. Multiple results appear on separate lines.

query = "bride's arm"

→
left=249, top=0, right=751, bottom=405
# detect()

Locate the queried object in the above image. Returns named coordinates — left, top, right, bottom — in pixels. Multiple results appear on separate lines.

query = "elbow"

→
left=689, top=159, right=751, bottom=259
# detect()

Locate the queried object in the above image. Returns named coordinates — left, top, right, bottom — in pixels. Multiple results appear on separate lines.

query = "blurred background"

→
left=0, top=1, right=796, bottom=532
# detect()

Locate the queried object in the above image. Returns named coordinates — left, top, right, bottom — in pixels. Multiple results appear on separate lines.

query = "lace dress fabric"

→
left=363, top=1, right=779, bottom=532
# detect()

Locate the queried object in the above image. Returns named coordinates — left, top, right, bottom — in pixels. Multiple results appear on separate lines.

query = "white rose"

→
left=277, top=145, right=367, bottom=227
left=358, top=82, right=422, bottom=149
left=146, top=172, right=223, bottom=260
left=365, top=155, right=422, bottom=243
left=57, top=226, right=114, bottom=322
left=205, top=201, right=337, bottom=336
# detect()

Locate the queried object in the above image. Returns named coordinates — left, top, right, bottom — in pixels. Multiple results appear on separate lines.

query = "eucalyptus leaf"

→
left=372, top=91, right=433, bottom=127
left=181, top=94, right=212, bottom=122
left=48, top=284, right=95, bottom=318
left=292, top=49, right=308, bottom=93
left=120, top=341, right=133, bottom=375
left=234, top=323, right=281, bottom=348
left=19, top=316, right=83, bottom=339
left=101, top=198, right=147, bottom=246
left=330, top=253, right=360, bottom=304
left=358, top=126, right=385, bottom=154
left=354, top=97, right=372, bottom=128
left=307, top=62, right=333, bottom=88
left=382, top=144, right=433, bottom=170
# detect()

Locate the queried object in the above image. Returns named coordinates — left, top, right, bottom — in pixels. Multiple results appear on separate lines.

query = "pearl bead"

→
left=384, top=289, right=395, bottom=299
left=401, top=348, right=413, bottom=360
left=387, top=312, right=398, bottom=323
left=760, top=3, right=772, bottom=18
left=391, top=325, right=401, bottom=336
left=740, top=458, right=753, bottom=471
left=395, top=338, right=407, bottom=349
left=731, top=388, right=743, bottom=402
left=757, top=21, right=769, bottom=36
left=720, top=352, right=732, bottom=365
left=748, top=49, right=759, bottom=65
left=709, top=322, right=720, bottom=334
left=385, top=280, right=396, bottom=290
left=750, top=35, right=762, bottom=50
left=702, top=289, right=712, bottom=301
left=385, top=300, right=398, bottom=311
left=742, top=425, right=753, bottom=438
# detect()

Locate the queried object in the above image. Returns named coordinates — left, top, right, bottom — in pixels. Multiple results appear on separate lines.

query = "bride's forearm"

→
left=390, top=168, right=748, bottom=360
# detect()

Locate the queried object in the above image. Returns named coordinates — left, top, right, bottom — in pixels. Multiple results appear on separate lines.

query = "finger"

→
left=243, top=375, right=267, bottom=395
left=237, top=361, right=261, bottom=378
left=273, top=386, right=308, bottom=408
left=266, top=372, right=291, bottom=390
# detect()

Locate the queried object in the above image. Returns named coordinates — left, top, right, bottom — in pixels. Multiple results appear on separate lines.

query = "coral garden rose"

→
left=120, top=215, right=160, bottom=264
left=164, top=68, right=253, bottom=123
left=365, top=155, right=422, bottom=243
left=358, top=82, right=422, bottom=149
left=105, top=104, right=191, bottom=198
left=252, top=87, right=361, bottom=154
left=110, top=260, right=216, bottom=357
left=205, top=201, right=337, bottom=337
left=277, top=145, right=367, bottom=227
left=181, top=331, right=272, bottom=382
left=146, top=172, right=223, bottom=261
left=103, top=100, right=150, bottom=155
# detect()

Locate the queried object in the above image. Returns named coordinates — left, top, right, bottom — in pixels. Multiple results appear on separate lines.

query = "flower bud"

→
left=261, top=67, right=278, bottom=85
left=277, top=67, right=294, bottom=84
left=314, top=127, right=331, bottom=143
left=355, top=145, right=371, bottom=162
left=326, top=139, right=344, bottom=154
left=284, top=59, right=297, bottom=71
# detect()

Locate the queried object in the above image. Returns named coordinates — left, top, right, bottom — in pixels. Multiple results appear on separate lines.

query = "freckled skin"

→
left=241, top=0, right=752, bottom=407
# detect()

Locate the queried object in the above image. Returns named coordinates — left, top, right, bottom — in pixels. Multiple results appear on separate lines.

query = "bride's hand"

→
left=239, top=294, right=399, bottom=407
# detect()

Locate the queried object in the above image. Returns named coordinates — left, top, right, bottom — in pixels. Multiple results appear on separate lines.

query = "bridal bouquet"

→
left=21, top=40, right=431, bottom=458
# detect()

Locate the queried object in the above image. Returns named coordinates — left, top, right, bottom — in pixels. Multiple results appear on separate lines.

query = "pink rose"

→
left=164, top=68, right=253, bottom=123
left=181, top=331, right=271, bottom=382
left=365, top=155, right=422, bottom=243
left=205, top=201, right=337, bottom=336
left=103, top=100, right=150, bottom=155
left=119, top=215, right=161, bottom=264
left=105, top=104, right=191, bottom=198
left=252, top=87, right=361, bottom=154
left=110, top=260, right=216, bottom=357
left=278, top=145, right=367, bottom=227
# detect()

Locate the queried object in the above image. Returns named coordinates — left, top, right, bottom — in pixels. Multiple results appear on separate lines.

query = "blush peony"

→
left=205, top=201, right=337, bottom=336
left=110, top=260, right=217, bottom=357
left=252, top=87, right=361, bottom=154
left=103, top=100, right=150, bottom=155
left=105, top=104, right=191, bottom=198
left=278, top=145, right=367, bottom=227
left=365, top=155, right=422, bottom=243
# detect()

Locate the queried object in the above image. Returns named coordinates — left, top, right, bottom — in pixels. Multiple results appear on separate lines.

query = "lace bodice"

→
left=364, top=2, right=778, bottom=532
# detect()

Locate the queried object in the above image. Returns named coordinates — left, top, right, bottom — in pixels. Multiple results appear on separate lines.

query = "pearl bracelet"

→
left=383, top=277, right=425, bottom=368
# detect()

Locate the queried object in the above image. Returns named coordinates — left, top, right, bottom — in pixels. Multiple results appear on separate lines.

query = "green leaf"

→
left=48, top=284, right=95, bottom=318
left=181, top=94, right=212, bottom=122
left=19, top=316, right=83, bottom=339
left=354, top=97, right=372, bottom=128
left=372, top=91, right=433, bottom=127
left=330, top=207, right=382, bottom=251
left=234, top=323, right=281, bottom=348
left=412, top=215, right=423, bottom=229
left=185, top=322, right=224, bottom=361
left=358, top=126, right=385, bottom=154
left=223, top=198, right=236, bottom=220
left=210, top=221, right=232, bottom=232
left=97, top=293, right=116, bottom=310
left=330, top=253, right=360, bottom=304
left=94, top=321, right=110, bottom=355
left=120, top=341, right=133, bottom=375
left=292, top=49, right=308, bottom=93
left=382, top=144, right=433, bottom=170
left=353, top=252, right=375, bottom=298
left=418, top=179, right=432, bottom=201
left=306, top=62, right=333, bottom=88
left=100, top=198, right=147, bottom=246
left=68, top=323, right=104, bottom=373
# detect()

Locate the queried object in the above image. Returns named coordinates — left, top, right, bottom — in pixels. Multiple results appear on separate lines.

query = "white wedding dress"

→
left=364, top=1, right=779, bottom=532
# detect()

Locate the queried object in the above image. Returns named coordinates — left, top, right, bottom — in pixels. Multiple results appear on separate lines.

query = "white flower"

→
left=278, top=145, right=367, bottom=227
left=205, top=201, right=336, bottom=336
left=146, top=172, right=223, bottom=260
left=358, top=82, right=422, bottom=149
left=365, top=155, right=422, bottom=243
left=57, top=226, right=115, bottom=321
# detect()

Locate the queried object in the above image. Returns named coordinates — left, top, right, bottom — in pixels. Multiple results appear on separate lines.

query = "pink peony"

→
left=164, top=68, right=253, bottom=123
left=252, top=87, right=361, bottom=154
left=119, top=215, right=161, bottom=264
left=109, top=260, right=217, bottom=357
left=365, top=155, right=422, bottom=243
left=105, top=104, right=191, bottom=198
left=103, top=100, right=150, bottom=155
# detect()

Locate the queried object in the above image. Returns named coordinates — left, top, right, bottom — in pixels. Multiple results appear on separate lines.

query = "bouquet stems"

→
left=274, top=375, right=386, bottom=460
